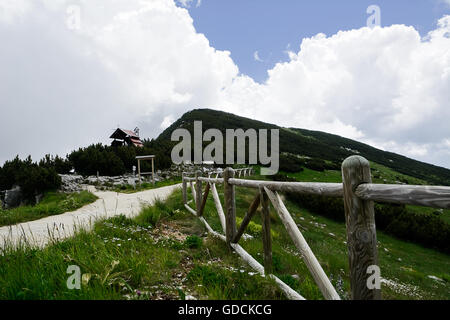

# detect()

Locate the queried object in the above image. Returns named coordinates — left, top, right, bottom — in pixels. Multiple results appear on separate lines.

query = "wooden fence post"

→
left=342, top=155, right=381, bottom=300
left=195, top=170, right=203, bottom=215
left=260, top=187, right=273, bottom=274
left=198, top=183, right=210, bottom=217
left=182, top=172, right=187, bottom=204
left=224, top=168, right=236, bottom=246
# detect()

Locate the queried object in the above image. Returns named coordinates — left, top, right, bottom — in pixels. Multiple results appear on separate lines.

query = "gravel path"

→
left=0, top=184, right=182, bottom=249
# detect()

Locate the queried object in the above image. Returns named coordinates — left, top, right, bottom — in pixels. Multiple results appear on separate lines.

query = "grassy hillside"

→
left=157, top=109, right=450, bottom=186
left=281, top=164, right=450, bottom=229
left=0, top=191, right=98, bottom=227
left=1, top=187, right=448, bottom=300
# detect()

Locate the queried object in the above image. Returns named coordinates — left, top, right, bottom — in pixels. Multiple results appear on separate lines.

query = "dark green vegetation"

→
left=159, top=109, right=450, bottom=251
left=157, top=109, right=450, bottom=186
left=276, top=165, right=450, bottom=254
left=0, top=193, right=283, bottom=300
left=1, top=186, right=448, bottom=300
left=195, top=182, right=450, bottom=300
left=67, top=141, right=173, bottom=176
left=0, top=191, right=98, bottom=227
left=0, top=156, right=61, bottom=202
left=0, top=142, right=174, bottom=182
left=3, top=108, right=450, bottom=187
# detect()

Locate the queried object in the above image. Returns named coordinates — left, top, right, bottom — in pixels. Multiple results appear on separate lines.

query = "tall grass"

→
left=0, top=191, right=98, bottom=227
left=0, top=186, right=449, bottom=300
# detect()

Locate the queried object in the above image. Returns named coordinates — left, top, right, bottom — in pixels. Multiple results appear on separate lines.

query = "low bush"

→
left=236, top=217, right=279, bottom=239
left=279, top=154, right=304, bottom=173
left=135, top=199, right=177, bottom=227
left=274, top=173, right=450, bottom=253
left=184, top=235, right=203, bottom=249
left=0, top=156, right=61, bottom=202
left=39, top=154, right=72, bottom=174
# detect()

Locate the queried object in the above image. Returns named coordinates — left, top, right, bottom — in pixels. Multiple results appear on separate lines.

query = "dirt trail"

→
left=0, top=184, right=182, bottom=249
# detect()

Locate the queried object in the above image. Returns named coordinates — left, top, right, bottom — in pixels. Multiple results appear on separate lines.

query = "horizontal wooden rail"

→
left=229, top=179, right=343, bottom=197
left=182, top=157, right=450, bottom=300
left=355, top=183, right=450, bottom=209
left=198, top=177, right=224, bottom=184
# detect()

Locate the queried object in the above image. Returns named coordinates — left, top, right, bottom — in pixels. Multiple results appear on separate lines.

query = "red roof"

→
left=121, top=129, right=139, bottom=138
left=110, top=128, right=139, bottom=139
left=130, top=137, right=144, bottom=147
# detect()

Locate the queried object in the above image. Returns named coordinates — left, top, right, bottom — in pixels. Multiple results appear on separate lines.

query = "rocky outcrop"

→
left=1, top=185, right=23, bottom=209
left=59, top=164, right=219, bottom=192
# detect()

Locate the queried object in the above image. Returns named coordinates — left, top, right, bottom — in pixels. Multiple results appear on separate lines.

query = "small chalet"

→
left=110, top=127, right=144, bottom=147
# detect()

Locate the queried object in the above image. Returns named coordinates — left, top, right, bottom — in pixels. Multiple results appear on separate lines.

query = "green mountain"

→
left=157, top=108, right=450, bottom=186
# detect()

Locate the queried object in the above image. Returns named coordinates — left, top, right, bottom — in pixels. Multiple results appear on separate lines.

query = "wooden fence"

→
left=181, top=156, right=450, bottom=300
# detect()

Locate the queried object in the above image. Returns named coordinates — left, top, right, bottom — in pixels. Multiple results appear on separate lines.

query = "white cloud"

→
left=253, top=51, right=263, bottom=62
left=175, top=0, right=201, bottom=8
left=0, top=0, right=31, bottom=24
left=1, top=0, right=450, bottom=169
left=217, top=17, right=450, bottom=168
left=160, top=115, right=175, bottom=129
left=0, top=0, right=237, bottom=163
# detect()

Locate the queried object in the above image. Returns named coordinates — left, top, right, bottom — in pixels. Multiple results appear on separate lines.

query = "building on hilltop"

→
left=110, top=127, right=144, bottom=147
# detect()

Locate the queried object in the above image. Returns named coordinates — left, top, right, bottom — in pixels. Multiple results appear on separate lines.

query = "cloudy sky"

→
left=1, top=0, right=450, bottom=168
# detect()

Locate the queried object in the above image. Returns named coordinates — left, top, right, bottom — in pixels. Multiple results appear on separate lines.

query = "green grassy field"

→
left=0, top=191, right=98, bottom=227
left=1, top=184, right=448, bottom=300
left=112, top=178, right=181, bottom=194
left=199, top=184, right=450, bottom=300
left=0, top=192, right=283, bottom=300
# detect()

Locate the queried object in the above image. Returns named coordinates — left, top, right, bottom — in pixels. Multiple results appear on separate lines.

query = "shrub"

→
left=39, top=154, right=72, bottom=174
left=184, top=235, right=203, bottom=249
left=236, top=217, right=279, bottom=238
left=0, top=156, right=61, bottom=202
left=135, top=199, right=173, bottom=227
left=279, top=154, right=305, bottom=173
left=68, top=144, right=126, bottom=176
left=274, top=173, right=450, bottom=253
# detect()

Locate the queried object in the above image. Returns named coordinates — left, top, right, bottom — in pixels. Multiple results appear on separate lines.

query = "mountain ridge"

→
left=156, top=108, right=450, bottom=186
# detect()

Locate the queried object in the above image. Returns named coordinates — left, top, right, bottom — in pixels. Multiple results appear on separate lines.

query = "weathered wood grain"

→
left=355, top=184, right=450, bottom=209
left=232, top=193, right=260, bottom=243
left=198, top=177, right=224, bottom=185
left=195, top=171, right=203, bottom=215
left=224, top=168, right=237, bottom=245
left=184, top=203, right=197, bottom=216
left=342, top=156, right=381, bottom=300
left=182, top=172, right=187, bottom=204
left=199, top=216, right=226, bottom=241
left=260, top=187, right=273, bottom=274
left=189, top=181, right=196, bottom=205
left=264, top=187, right=341, bottom=300
left=198, top=183, right=210, bottom=217
left=229, top=179, right=343, bottom=197
left=211, top=183, right=227, bottom=234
